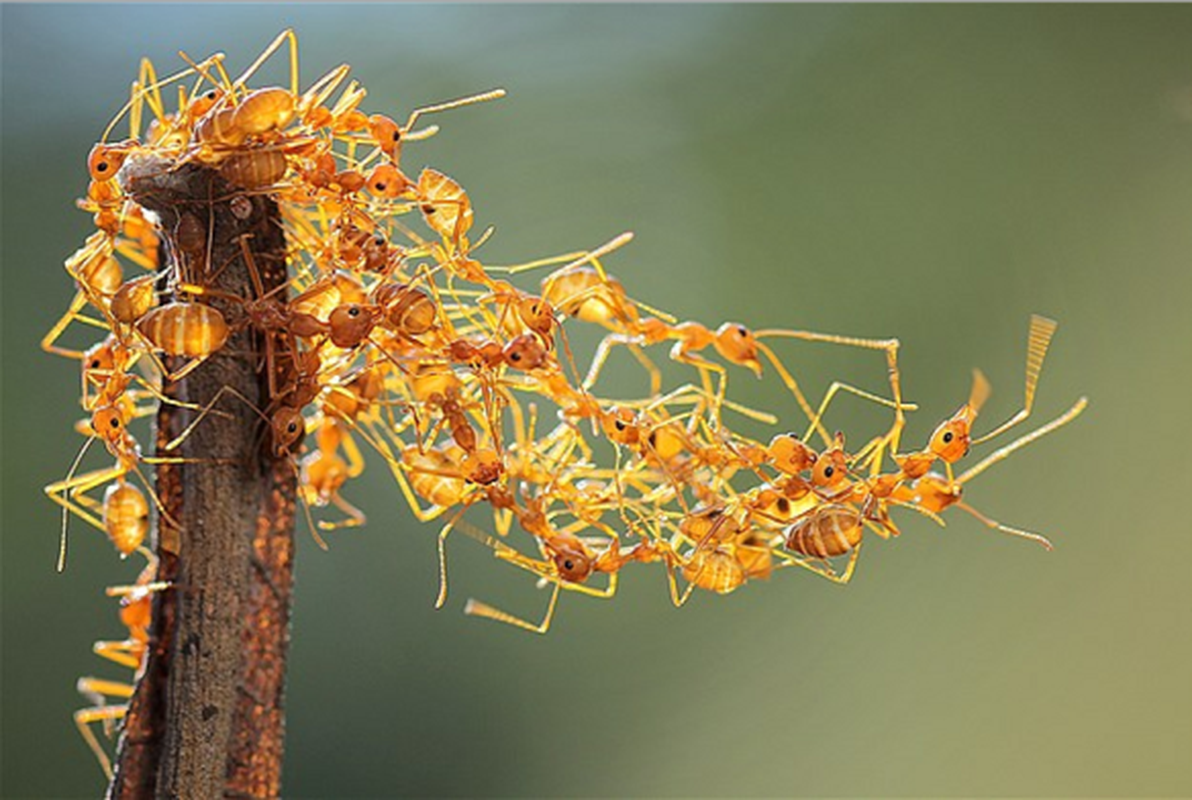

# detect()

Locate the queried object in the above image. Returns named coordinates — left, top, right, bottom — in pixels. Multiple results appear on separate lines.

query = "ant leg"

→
left=339, top=428, right=366, bottom=479
left=317, top=493, right=367, bottom=531
left=91, top=640, right=144, bottom=671
left=102, top=52, right=223, bottom=143
left=299, top=63, right=351, bottom=120
left=160, top=384, right=262, bottom=452
left=583, top=333, right=639, bottom=390
left=232, top=29, right=298, bottom=93
left=434, top=508, right=468, bottom=609
left=804, top=381, right=916, bottom=443
left=957, top=398, right=1088, bottom=485
left=403, top=88, right=507, bottom=138
left=780, top=543, right=864, bottom=585
left=464, top=579, right=562, bottom=635
left=130, top=57, right=167, bottom=141
left=626, top=344, right=663, bottom=397
left=74, top=700, right=129, bottom=780
left=755, top=331, right=905, bottom=456
left=41, top=291, right=94, bottom=359
left=955, top=502, right=1054, bottom=550
left=45, top=450, right=122, bottom=570
left=973, top=315, right=1059, bottom=445
left=162, top=353, right=216, bottom=384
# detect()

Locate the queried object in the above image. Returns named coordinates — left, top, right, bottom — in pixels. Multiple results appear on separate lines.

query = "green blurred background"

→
left=3, top=4, right=1190, bottom=797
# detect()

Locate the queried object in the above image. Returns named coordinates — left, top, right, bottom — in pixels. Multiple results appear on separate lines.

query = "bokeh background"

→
left=3, top=4, right=1191, bottom=797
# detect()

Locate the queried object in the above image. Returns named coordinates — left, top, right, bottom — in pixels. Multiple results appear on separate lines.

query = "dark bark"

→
left=108, top=157, right=296, bottom=799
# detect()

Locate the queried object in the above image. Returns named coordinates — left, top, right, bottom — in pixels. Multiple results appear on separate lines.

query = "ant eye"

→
left=96, top=162, right=109, bottom=173
left=824, top=466, right=834, bottom=478
left=614, top=420, right=625, bottom=431
left=509, top=352, right=521, bottom=361
left=563, top=559, right=574, bottom=571
left=737, top=326, right=748, bottom=337
left=204, top=90, right=217, bottom=100
left=287, top=423, right=298, bottom=433
left=943, top=431, right=954, bottom=444
left=348, top=307, right=360, bottom=317
left=777, top=498, right=790, bottom=513
left=91, top=360, right=102, bottom=368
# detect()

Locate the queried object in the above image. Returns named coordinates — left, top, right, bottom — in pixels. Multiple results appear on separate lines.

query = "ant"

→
left=74, top=551, right=170, bottom=779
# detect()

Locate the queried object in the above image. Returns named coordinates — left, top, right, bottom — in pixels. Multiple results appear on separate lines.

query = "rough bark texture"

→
left=108, top=156, right=296, bottom=799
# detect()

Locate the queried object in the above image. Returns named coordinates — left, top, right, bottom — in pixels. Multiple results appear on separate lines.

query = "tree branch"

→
left=108, top=157, right=296, bottom=799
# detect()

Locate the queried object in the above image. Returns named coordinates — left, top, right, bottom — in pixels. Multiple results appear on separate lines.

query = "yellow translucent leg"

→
left=318, top=493, right=367, bottom=531
left=75, top=703, right=128, bottom=780
left=972, top=314, right=1059, bottom=445
left=956, top=502, right=1053, bottom=551
left=803, top=381, right=919, bottom=459
left=434, top=508, right=468, bottom=609
left=779, top=541, right=865, bottom=585
left=755, top=329, right=904, bottom=462
left=464, top=580, right=562, bottom=635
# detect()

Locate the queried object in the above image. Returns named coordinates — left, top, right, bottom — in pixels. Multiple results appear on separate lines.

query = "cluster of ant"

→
left=45, top=32, right=1086, bottom=778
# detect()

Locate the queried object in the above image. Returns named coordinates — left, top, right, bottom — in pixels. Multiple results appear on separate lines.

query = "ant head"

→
left=328, top=303, right=378, bottom=349
left=366, top=163, right=410, bottom=199
left=462, top=448, right=504, bottom=486
left=767, top=432, right=816, bottom=476
left=83, top=337, right=119, bottom=375
left=928, top=417, right=971, bottom=464
left=502, top=333, right=548, bottom=371
left=516, top=295, right=556, bottom=337
left=549, top=535, right=594, bottom=583
left=188, top=87, right=225, bottom=121
left=368, top=114, right=402, bottom=158
left=90, top=405, right=128, bottom=445
left=87, top=141, right=135, bottom=182
left=811, top=444, right=848, bottom=490
left=601, top=406, right=640, bottom=447
left=272, top=407, right=306, bottom=454
left=929, top=369, right=990, bottom=462
left=713, top=322, right=763, bottom=376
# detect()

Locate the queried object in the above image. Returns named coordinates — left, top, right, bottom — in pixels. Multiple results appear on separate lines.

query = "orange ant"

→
left=456, top=498, right=665, bottom=634
left=299, top=412, right=367, bottom=530
left=45, top=396, right=205, bottom=570
left=898, top=397, right=1088, bottom=552
left=74, top=551, right=170, bottom=779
